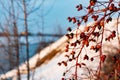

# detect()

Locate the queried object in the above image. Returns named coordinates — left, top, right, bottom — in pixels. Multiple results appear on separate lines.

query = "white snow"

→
left=0, top=19, right=120, bottom=80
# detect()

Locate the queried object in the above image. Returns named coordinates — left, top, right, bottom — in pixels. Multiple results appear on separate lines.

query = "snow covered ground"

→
left=21, top=52, right=66, bottom=80
left=21, top=19, right=120, bottom=80
left=0, top=19, right=120, bottom=80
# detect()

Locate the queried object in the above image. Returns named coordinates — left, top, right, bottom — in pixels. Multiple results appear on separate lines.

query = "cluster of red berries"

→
left=90, top=0, right=97, bottom=6
left=67, top=17, right=81, bottom=26
left=106, top=17, right=112, bottom=23
left=90, top=44, right=101, bottom=52
left=59, top=0, right=120, bottom=79
left=83, top=54, right=95, bottom=61
left=67, top=17, right=76, bottom=24
left=58, top=61, right=67, bottom=66
left=105, top=31, right=116, bottom=41
left=76, top=4, right=82, bottom=11
left=92, top=15, right=99, bottom=21
left=65, top=33, right=74, bottom=39
left=100, top=55, right=106, bottom=62
left=82, top=16, right=88, bottom=23
left=109, top=3, right=117, bottom=11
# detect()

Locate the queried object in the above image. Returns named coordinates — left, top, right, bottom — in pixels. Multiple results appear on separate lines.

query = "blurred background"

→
left=0, top=0, right=86, bottom=74
left=0, top=0, right=120, bottom=80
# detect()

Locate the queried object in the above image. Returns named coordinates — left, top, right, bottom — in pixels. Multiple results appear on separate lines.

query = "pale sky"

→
left=0, top=0, right=88, bottom=43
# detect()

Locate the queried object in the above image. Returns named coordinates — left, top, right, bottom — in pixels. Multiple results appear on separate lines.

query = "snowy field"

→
left=0, top=19, right=120, bottom=80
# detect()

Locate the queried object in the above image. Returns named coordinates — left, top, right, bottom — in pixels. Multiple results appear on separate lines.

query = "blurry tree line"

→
left=0, top=0, right=63, bottom=80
